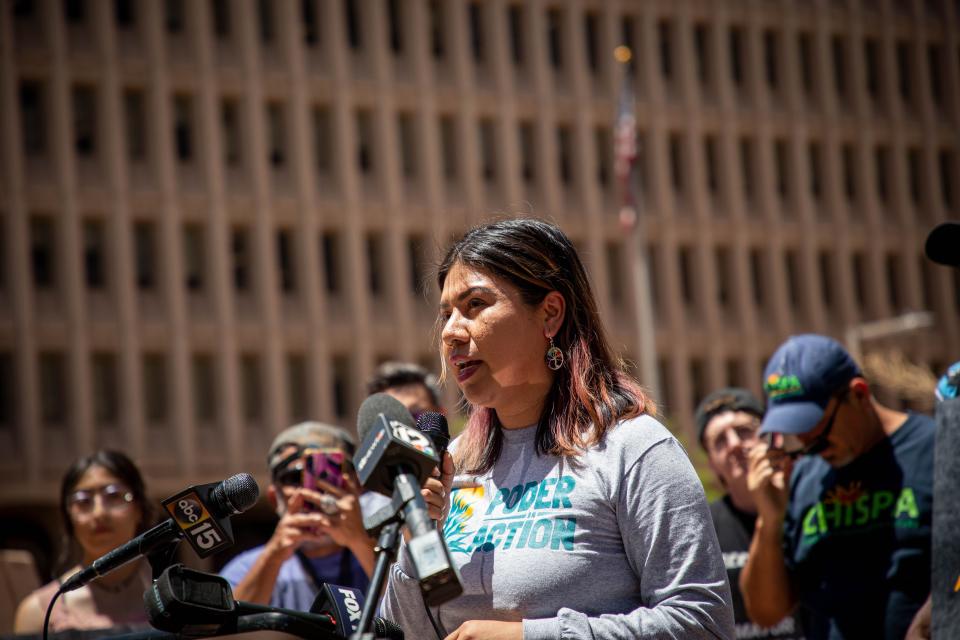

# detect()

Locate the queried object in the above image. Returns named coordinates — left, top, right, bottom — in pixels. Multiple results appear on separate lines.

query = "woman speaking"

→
left=383, top=218, right=734, bottom=639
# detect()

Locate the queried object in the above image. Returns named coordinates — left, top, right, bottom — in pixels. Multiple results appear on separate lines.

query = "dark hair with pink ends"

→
left=437, top=218, right=655, bottom=475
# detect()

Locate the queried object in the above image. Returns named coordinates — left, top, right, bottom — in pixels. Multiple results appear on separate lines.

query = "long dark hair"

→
left=57, top=450, right=154, bottom=570
left=438, top=218, right=655, bottom=474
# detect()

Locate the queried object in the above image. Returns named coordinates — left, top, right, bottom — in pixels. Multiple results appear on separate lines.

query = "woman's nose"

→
left=441, top=311, right=466, bottom=345
left=89, top=495, right=108, bottom=518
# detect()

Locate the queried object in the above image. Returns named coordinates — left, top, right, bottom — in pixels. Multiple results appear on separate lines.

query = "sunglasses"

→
left=67, top=483, right=135, bottom=514
left=273, top=451, right=345, bottom=489
left=764, top=391, right=848, bottom=460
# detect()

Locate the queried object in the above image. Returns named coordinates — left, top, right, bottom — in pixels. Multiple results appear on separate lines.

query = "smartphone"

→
left=302, top=450, right=346, bottom=494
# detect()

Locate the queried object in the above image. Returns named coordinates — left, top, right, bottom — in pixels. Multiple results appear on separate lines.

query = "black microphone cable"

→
left=41, top=584, right=65, bottom=640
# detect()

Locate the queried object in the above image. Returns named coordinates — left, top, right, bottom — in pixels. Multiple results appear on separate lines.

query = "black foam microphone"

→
left=355, top=393, right=462, bottom=606
left=62, top=473, right=259, bottom=593
left=415, top=412, right=450, bottom=459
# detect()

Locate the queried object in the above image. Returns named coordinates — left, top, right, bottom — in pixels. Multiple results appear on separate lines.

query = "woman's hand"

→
left=444, top=620, right=522, bottom=640
left=422, top=451, right=455, bottom=522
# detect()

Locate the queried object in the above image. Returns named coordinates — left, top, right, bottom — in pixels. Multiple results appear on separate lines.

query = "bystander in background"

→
left=366, top=361, right=444, bottom=419
left=696, top=388, right=805, bottom=639
left=741, top=334, right=933, bottom=639
left=906, top=221, right=960, bottom=639
left=14, top=450, right=156, bottom=635
left=219, top=422, right=375, bottom=611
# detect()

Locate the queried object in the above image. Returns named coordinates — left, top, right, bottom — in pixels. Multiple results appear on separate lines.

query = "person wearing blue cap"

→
left=739, top=334, right=934, bottom=640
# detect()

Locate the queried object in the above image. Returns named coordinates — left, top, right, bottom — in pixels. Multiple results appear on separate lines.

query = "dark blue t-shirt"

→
left=783, top=413, right=933, bottom=640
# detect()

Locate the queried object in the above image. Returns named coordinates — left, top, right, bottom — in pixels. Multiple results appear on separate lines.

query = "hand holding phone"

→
left=302, top=449, right=346, bottom=515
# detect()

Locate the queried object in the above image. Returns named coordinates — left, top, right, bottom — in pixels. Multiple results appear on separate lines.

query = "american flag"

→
left=614, top=84, right=637, bottom=183
left=614, top=67, right=638, bottom=228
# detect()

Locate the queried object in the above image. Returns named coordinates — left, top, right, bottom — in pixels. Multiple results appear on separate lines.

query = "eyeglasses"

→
left=765, top=391, right=847, bottom=460
left=67, top=484, right=134, bottom=514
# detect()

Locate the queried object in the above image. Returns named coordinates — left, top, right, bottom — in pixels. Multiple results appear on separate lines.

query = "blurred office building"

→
left=0, top=0, right=958, bottom=565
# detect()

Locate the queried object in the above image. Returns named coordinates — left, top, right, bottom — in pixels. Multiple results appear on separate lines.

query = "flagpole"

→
left=614, top=46, right=661, bottom=408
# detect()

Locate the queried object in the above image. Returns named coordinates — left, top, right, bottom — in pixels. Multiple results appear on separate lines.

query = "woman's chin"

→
left=458, top=380, right=490, bottom=407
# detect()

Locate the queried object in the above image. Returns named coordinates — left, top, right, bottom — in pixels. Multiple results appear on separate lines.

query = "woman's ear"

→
left=542, top=291, right=566, bottom=337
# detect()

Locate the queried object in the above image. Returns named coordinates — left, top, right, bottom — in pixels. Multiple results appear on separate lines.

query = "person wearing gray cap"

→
left=695, top=388, right=805, bottom=640
left=219, top=422, right=377, bottom=611
left=741, top=334, right=934, bottom=640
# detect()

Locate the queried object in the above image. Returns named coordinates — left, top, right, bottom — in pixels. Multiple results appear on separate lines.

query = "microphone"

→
left=355, top=393, right=462, bottom=606
left=147, top=564, right=339, bottom=637
left=310, top=583, right=404, bottom=639
left=146, top=564, right=403, bottom=638
left=62, top=473, right=259, bottom=593
left=355, top=393, right=439, bottom=496
left=415, top=412, right=450, bottom=459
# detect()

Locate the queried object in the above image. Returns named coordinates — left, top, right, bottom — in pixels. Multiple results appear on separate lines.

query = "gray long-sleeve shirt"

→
left=382, top=415, right=735, bottom=639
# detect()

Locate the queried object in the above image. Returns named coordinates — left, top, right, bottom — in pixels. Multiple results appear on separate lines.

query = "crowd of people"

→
left=7, top=218, right=958, bottom=639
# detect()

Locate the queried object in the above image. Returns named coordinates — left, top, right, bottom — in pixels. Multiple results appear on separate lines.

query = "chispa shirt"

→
left=783, top=413, right=934, bottom=640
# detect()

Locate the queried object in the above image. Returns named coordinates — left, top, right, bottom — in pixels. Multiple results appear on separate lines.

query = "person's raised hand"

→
left=264, top=490, right=333, bottom=561
left=422, top=451, right=454, bottom=523
left=746, top=441, right=792, bottom=522
left=299, top=475, right=372, bottom=551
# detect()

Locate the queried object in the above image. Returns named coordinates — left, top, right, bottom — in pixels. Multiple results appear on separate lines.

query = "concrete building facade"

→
left=0, top=0, right=958, bottom=562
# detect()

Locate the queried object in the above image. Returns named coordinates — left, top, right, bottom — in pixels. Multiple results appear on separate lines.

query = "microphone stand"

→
left=352, top=522, right=402, bottom=640
left=353, top=471, right=426, bottom=640
left=146, top=538, right=182, bottom=581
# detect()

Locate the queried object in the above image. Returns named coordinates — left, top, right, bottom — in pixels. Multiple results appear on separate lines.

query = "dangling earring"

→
left=545, top=335, right=565, bottom=371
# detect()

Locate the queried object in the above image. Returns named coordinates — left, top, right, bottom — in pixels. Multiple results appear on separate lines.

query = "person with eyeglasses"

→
left=695, top=388, right=806, bottom=640
left=740, top=334, right=934, bottom=640
left=14, top=450, right=156, bottom=634
left=220, top=422, right=380, bottom=611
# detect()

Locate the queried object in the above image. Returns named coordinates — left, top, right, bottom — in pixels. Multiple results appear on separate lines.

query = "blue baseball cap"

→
left=759, top=334, right=862, bottom=435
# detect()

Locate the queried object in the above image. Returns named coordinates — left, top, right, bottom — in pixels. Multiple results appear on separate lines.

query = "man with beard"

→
left=696, top=388, right=805, bottom=640
left=220, top=422, right=377, bottom=610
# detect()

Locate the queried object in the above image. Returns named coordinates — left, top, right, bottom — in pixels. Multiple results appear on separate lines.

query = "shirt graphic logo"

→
left=801, top=481, right=920, bottom=544
left=443, top=476, right=578, bottom=555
